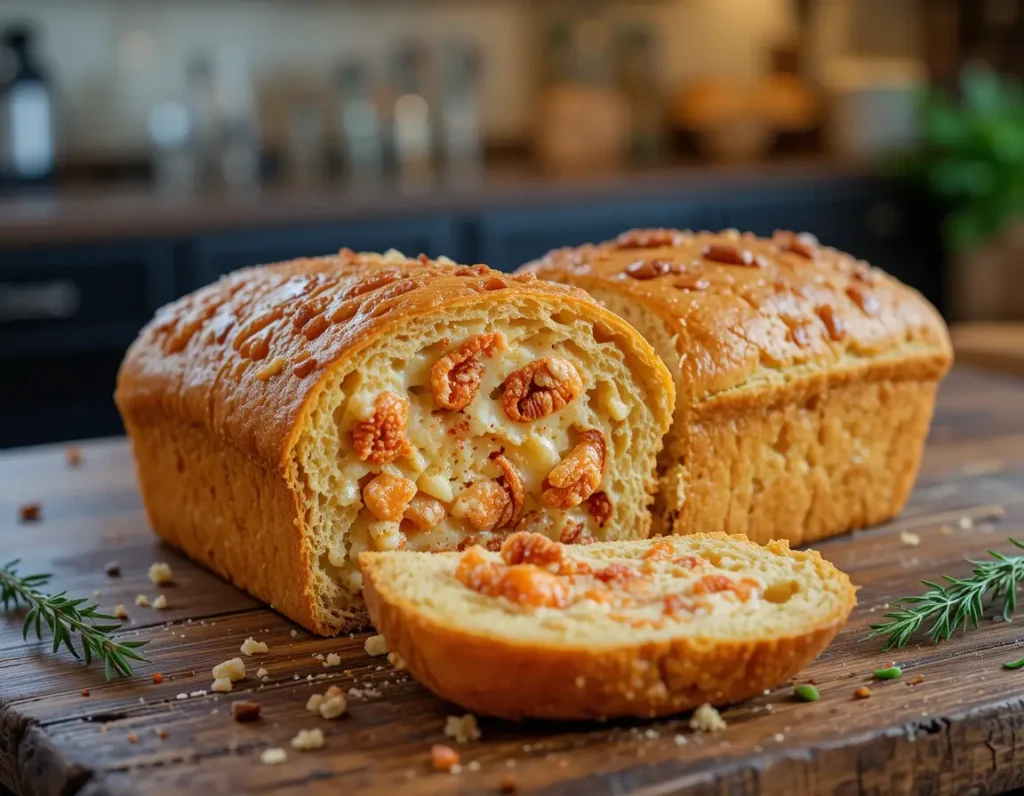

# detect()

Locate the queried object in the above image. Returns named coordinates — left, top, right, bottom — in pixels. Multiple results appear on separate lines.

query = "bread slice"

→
left=115, top=251, right=674, bottom=635
left=522, top=229, right=952, bottom=545
left=359, top=530, right=856, bottom=719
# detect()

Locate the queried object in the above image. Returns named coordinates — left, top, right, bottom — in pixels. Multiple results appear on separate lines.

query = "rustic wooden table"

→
left=3, top=365, right=1024, bottom=796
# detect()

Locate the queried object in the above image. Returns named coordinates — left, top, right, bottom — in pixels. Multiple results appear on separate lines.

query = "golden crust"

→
left=523, top=229, right=952, bottom=403
left=359, top=533, right=857, bottom=720
left=116, top=251, right=675, bottom=635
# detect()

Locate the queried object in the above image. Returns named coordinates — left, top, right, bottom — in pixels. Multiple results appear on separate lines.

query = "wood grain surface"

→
left=3, top=366, right=1024, bottom=796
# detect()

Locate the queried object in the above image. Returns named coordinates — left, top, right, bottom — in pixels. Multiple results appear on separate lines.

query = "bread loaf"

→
left=523, top=229, right=952, bottom=545
left=115, top=250, right=674, bottom=635
left=359, top=530, right=856, bottom=719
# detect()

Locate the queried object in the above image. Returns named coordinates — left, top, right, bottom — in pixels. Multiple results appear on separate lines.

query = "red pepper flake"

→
left=81, top=689, right=90, bottom=697
left=152, top=672, right=164, bottom=685
left=65, top=446, right=83, bottom=468
left=127, top=733, right=138, bottom=744
left=431, top=744, right=461, bottom=771
left=156, top=729, right=168, bottom=741
left=18, top=503, right=41, bottom=523
left=907, top=675, right=925, bottom=686
left=853, top=686, right=872, bottom=699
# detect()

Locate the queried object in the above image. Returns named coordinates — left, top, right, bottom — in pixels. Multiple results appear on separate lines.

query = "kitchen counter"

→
left=0, top=157, right=876, bottom=248
left=2, top=365, right=1024, bottom=795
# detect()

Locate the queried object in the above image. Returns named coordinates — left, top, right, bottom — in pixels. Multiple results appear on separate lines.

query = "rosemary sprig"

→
left=868, top=539, right=1024, bottom=651
left=0, top=559, right=148, bottom=679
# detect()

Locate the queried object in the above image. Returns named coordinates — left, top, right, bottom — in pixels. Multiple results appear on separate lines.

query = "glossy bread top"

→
left=115, top=250, right=666, bottom=467
left=523, top=229, right=953, bottom=402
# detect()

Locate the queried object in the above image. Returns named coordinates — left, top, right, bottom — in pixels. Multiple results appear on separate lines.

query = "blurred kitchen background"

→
left=1, top=0, right=1022, bottom=448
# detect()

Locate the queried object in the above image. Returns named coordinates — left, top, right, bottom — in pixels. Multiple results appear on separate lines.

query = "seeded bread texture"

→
left=359, top=532, right=856, bottom=719
left=116, top=251, right=674, bottom=635
left=522, top=229, right=953, bottom=543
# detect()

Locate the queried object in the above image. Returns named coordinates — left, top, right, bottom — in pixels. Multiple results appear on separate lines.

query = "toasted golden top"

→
left=524, top=229, right=952, bottom=401
left=116, top=250, right=671, bottom=467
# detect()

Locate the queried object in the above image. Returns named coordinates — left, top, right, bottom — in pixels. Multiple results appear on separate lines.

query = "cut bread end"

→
left=359, top=531, right=856, bottom=719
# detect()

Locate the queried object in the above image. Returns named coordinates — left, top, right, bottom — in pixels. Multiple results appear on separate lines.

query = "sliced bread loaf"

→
left=359, top=531, right=856, bottom=719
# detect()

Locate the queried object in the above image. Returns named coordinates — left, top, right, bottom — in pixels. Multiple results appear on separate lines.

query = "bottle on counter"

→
left=334, top=59, right=385, bottom=182
left=0, top=23, right=57, bottom=186
left=390, top=40, right=435, bottom=187
left=438, top=39, right=483, bottom=181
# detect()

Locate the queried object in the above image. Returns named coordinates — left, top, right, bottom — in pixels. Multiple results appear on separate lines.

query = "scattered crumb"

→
left=444, top=714, right=481, bottom=743
left=127, top=733, right=138, bottom=744
left=907, top=675, right=925, bottom=686
left=498, top=772, right=518, bottom=793
left=347, top=686, right=382, bottom=699
left=938, top=526, right=952, bottom=536
left=81, top=689, right=90, bottom=697
left=260, top=748, right=287, bottom=765
left=290, top=728, right=325, bottom=751
left=114, top=604, right=129, bottom=620
left=774, top=733, right=785, bottom=742
left=152, top=673, right=163, bottom=685
left=65, top=446, right=83, bottom=467
left=256, top=667, right=269, bottom=679
left=92, top=590, right=101, bottom=598
left=212, top=658, right=246, bottom=682
left=431, top=744, right=461, bottom=771
left=854, top=686, right=872, bottom=699
left=104, top=561, right=121, bottom=577
left=231, top=700, right=262, bottom=723
left=313, top=653, right=325, bottom=661
left=386, top=651, right=407, bottom=672
left=958, top=516, right=973, bottom=530
left=468, top=760, right=481, bottom=772
left=240, top=637, right=269, bottom=656
left=324, top=653, right=341, bottom=668
left=211, top=677, right=233, bottom=693
left=148, top=562, right=174, bottom=585
left=189, top=690, right=208, bottom=698
left=364, top=635, right=389, bottom=657
left=319, top=692, right=347, bottom=719
left=673, top=734, right=688, bottom=745
left=306, top=694, right=325, bottom=713
left=900, top=531, right=921, bottom=547
left=153, top=595, right=169, bottom=611
left=689, top=703, right=726, bottom=733
left=290, top=629, right=299, bottom=638
left=17, top=503, right=41, bottom=523
left=134, top=594, right=151, bottom=608
left=176, top=693, right=188, bottom=700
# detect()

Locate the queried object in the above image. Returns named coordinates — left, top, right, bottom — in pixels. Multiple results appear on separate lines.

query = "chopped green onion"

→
left=873, top=666, right=902, bottom=680
left=1003, top=657, right=1024, bottom=669
left=794, top=684, right=819, bottom=702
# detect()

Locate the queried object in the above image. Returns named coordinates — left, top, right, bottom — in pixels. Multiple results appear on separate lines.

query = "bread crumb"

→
left=212, top=657, right=246, bottom=682
left=306, top=694, right=325, bottom=713
left=899, top=531, right=921, bottom=547
left=774, top=733, right=785, bottom=742
left=290, top=629, right=299, bottom=638
left=387, top=651, right=406, bottom=671
left=113, top=604, right=129, bottom=620
left=231, top=700, right=262, bottom=722
left=148, top=562, right=174, bottom=585
left=364, top=634, right=389, bottom=657
left=189, top=690, right=208, bottom=698
left=938, top=525, right=952, bottom=536
left=17, top=503, right=41, bottom=523
left=958, top=516, right=973, bottom=530
left=240, top=637, right=269, bottom=656
left=467, top=760, right=481, bottom=772
left=673, top=734, right=688, bottom=745
left=290, top=728, right=325, bottom=751
left=256, top=667, right=269, bottom=679
left=176, top=693, right=188, bottom=700
left=324, top=653, right=341, bottom=667
left=319, top=692, right=347, bottom=719
left=260, top=748, right=287, bottom=765
left=444, top=714, right=481, bottom=743
left=152, top=594, right=169, bottom=610
left=689, top=703, right=726, bottom=733
left=134, top=594, right=151, bottom=607
left=431, top=744, right=461, bottom=771
left=854, top=686, right=872, bottom=699
left=211, top=677, right=233, bottom=693
left=907, top=674, right=925, bottom=686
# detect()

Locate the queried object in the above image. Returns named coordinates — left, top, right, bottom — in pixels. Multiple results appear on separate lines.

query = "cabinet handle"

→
left=0, top=280, right=81, bottom=322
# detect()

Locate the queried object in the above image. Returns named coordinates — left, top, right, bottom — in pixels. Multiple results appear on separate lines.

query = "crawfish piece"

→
left=402, top=494, right=447, bottom=532
left=431, top=333, right=507, bottom=411
left=362, top=472, right=417, bottom=522
left=542, top=429, right=606, bottom=509
left=502, top=357, right=583, bottom=422
left=351, top=392, right=413, bottom=464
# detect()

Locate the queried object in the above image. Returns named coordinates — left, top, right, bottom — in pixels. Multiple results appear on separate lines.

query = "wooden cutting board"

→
left=3, top=365, right=1024, bottom=796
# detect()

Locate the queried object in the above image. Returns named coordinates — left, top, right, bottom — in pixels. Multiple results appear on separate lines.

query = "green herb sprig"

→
left=1, top=559, right=148, bottom=679
left=868, top=539, right=1024, bottom=651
